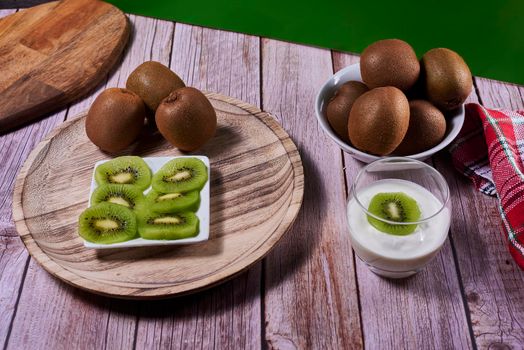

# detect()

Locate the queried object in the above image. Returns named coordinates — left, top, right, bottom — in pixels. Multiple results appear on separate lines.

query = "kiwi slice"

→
left=95, top=156, right=152, bottom=191
left=91, top=184, right=145, bottom=210
left=78, top=202, right=137, bottom=244
left=152, top=158, right=208, bottom=193
left=145, top=189, right=200, bottom=213
left=367, top=192, right=421, bottom=235
left=137, top=210, right=199, bottom=240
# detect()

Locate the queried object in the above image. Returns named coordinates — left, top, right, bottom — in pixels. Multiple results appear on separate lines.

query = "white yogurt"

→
left=347, top=179, right=450, bottom=278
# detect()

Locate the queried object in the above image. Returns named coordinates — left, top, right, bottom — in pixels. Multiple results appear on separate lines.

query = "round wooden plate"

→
left=12, top=93, right=304, bottom=299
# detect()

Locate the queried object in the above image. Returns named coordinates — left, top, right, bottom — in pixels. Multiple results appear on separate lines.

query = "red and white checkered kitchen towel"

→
left=450, top=103, right=524, bottom=270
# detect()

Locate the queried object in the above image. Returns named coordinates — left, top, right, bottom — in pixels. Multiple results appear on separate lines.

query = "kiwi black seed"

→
left=137, top=209, right=199, bottom=240
left=152, top=157, right=208, bottom=193
left=91, top=184, right=145, bottom=210
left=367, top=192, right=421, bottom=235
left=126, top=61, right=186, bottom=113
left=95, top=156, right=152, bottom=191
left=78, top=202, right=137, bottom=244
left=155, top=87, right=217, bottom=151
left=326, top=81, right=369, bottom=143
left=85, top=88, right=146, bottom=153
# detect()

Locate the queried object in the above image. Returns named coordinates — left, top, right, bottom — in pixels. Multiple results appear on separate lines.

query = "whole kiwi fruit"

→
left=421, top=48, right=472, bottom=110
left=326, top=81, right=369, bottom=142
left=394, top=100, right=446, bottom=155
left=86, top=88, right=146, bottom=153
left=360, top=39, right=420, bottom=91
left=155, top=87, right=217, bottom=151
left=348, top=86, right=409, bottom=156
left=126, top=61, right=185, bottom=112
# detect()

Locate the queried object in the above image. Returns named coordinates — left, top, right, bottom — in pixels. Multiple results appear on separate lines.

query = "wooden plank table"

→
left=1, top=6, right=523, bottom=349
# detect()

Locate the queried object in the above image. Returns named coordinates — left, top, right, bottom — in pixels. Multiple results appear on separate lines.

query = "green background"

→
left=106, top=0, right=524, bottom=85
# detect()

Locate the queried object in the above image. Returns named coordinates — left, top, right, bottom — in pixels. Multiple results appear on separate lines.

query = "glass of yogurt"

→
left=347, top=157, right=451, bottom=278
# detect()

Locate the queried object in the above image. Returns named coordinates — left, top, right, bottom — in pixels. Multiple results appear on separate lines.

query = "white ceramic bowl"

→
left=315, top=63, right=465, bottom=163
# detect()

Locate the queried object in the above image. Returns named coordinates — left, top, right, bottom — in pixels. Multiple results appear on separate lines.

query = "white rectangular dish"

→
left=83, top=156, right=210, bottom=249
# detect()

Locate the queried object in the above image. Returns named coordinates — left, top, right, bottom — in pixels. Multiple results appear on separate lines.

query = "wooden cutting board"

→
left=0, top=0, right=129, bottom=133
left=12, top=93, right=304, bottom=299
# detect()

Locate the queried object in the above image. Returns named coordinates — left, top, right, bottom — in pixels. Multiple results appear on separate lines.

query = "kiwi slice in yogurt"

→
left=367, top=192, right=421, bottom=235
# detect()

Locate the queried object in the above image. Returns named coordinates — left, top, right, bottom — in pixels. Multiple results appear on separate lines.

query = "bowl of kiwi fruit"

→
left=79, top=155, right=210, bottom=248
left=316, top=39, right=471, bottom=163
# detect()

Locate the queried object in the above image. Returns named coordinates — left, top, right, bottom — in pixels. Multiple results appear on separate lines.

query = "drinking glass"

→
left=347, top=157, right=451, bottom=278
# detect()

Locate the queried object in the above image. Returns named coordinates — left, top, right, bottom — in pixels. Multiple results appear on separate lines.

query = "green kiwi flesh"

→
left=91, top=184, right=145, bottom=210
left=95, top=156, right=152, bottom=191
left=145, top=189, right=200, bottom=213
left=137, top=210, right=199, bottom=240
left=367, top=192, right=421, bottom=235
left=78, top=202, right=137, bottom=244
left=152, top=157, right=208, bottom=193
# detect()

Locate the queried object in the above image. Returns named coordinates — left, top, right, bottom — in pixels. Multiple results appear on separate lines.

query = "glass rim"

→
left=351, top=157, right=450, bottom=225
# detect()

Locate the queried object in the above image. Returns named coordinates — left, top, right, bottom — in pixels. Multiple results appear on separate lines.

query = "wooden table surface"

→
left=1, top=6, right=523, bottom=350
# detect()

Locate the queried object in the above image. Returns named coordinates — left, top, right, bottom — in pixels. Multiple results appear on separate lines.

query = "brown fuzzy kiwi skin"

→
left=360, top=39, right=420, bottom=91
left=85, top=88, right=146, bottom=153
left=155, top=87, right=217, bottom=151
left=326, top=81, right=369, bottom=143
left=421, top=48, right=472, bottom=111
left=126, top=61, right=186, bottom=113
left=394, top=100, right=446, bottom=155
left=348, top=86, right=410, bottom=156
